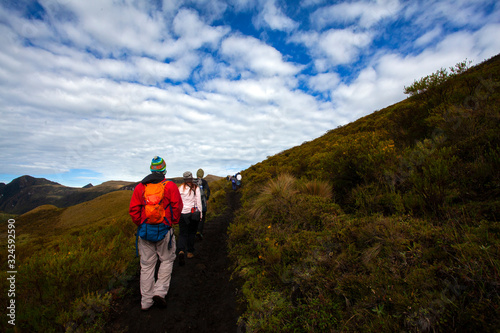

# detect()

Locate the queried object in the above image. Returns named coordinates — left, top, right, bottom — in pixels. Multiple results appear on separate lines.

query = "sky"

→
left=0, top=0, right=499, bottom=187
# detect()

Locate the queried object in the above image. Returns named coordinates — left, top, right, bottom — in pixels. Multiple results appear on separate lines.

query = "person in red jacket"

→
left=129, top=156, right=183, bottom=311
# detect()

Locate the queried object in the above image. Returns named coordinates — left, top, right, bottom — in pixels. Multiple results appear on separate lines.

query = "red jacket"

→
left=129, top=174, right=183, bottom=226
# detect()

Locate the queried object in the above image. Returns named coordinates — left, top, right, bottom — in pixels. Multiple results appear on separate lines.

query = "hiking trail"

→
left=106, top=190, right=244, bottom=332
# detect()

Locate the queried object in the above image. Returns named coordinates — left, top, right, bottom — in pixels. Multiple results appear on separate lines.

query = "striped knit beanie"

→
left=150, top=156, right=166, bottom=173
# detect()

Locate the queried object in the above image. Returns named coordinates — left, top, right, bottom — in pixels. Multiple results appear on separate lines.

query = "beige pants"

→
left=138, top=230, right=176, bottom=309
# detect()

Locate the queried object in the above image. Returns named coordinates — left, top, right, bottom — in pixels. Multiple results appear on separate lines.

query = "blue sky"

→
left=0, top=0, right=499, bottom=187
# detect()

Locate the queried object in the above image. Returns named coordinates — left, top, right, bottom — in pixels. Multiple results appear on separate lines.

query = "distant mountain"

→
left=0, top=174, right=224, bottom=215
left=0, top=175, right=135, bottom=214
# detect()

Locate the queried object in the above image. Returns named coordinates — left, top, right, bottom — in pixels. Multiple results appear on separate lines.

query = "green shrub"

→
left=57, top=291, right=113, bottom=333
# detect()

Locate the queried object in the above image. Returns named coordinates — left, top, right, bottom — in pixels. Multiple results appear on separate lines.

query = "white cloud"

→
left=220, top=35, right=302, bottom=76
left=414, top=26, right=443, bottom=47
left=319, top=28, right=373, bottom=64
left=134, top=54, right=200, bottom=82
left=171, top=8, right=230, bottom=54
left=60, top=0, right=168, bottom=56
left=474, top=23, right=500, bottom=61
left=292, top=28, right=373, bottom=69
left=307, top=72, right=340, bottom=92
left=311, top=0, right=401, bottom=29
left=254, top=0, right=298, bottom=31
left=409, top=0, right=497, bottom=29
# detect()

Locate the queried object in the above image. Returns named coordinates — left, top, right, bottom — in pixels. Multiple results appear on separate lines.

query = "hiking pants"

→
left=138, top=230, right=176, bottom=309
left=178, top=213, right=199, bottom=254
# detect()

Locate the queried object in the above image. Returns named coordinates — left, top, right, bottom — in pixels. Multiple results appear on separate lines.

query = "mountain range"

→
left=0, top=174, right=222, bottom=215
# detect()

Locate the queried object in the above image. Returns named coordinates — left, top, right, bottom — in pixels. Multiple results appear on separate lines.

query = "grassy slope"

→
left=0, top=190, right=136, bottom=332
left=226, top=55, right=500, bottom=332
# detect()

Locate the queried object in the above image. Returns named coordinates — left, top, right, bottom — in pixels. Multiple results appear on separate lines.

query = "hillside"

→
left=241, top=54, right=500, bottom=219
left=228, top=54, right=500, bottom=332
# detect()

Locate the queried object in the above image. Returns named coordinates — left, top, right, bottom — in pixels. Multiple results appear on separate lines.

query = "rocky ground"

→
left=106, top=191, right=245, bottom=333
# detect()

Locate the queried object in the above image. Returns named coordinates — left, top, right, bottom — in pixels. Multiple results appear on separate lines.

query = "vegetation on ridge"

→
left=226, top=55, right=500, bottom=332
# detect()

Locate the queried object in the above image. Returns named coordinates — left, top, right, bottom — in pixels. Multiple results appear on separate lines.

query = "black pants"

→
left=178, top=213, right=199, bottom=254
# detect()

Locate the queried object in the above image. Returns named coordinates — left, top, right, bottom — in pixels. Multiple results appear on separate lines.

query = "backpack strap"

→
left=164, top=203, right=174, bottom=250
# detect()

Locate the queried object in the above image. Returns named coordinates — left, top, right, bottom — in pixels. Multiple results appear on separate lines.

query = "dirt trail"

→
left=106, top=190, right=244, bottom=333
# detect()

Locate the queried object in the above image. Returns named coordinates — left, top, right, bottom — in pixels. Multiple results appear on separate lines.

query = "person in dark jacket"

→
left=195, top=168, right=210, bottom=240
left=129, top=156, right=183, bottom=311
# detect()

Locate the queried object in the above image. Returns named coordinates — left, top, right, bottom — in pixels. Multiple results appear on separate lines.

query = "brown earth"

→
left=106, top=190, right=245, bottom=333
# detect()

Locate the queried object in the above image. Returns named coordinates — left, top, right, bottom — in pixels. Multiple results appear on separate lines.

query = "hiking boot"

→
left=187, top=252, right=194, bottom=259
left=153, top=295, right=167, bottom=308
left=178, top=251, right=185, bottom=266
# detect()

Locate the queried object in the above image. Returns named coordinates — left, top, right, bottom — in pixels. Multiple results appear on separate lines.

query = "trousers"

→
left=178, top=213, right=199, bottom=254
left=138, top=230, right=176, bottom=309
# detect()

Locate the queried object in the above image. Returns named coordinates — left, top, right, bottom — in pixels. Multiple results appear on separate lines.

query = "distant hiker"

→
left=177, top=171, right=202, bottom=264
left=235, top=172, right=242, bottom=187
left=231, top=172, right=242, bottom=190
left=194, top=168, right=210, bottom=240
left=129, top=156, right=183, bottom=311
left=230, top=175, right=236, bottom=190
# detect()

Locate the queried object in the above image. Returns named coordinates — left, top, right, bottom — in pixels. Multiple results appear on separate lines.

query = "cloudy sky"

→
left=0, top=0, right=499, bottom=187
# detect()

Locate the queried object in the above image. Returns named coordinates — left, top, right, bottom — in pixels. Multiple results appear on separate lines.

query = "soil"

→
left=106, top=190, right=245, bottom=333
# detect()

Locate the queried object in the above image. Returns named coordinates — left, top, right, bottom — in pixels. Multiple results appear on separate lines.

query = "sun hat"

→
left=150, top=156, right=166, bottom=173
left=183, top=171, right=193, bottom=181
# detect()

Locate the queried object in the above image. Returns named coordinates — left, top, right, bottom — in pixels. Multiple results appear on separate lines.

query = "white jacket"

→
left=178, top=183, right=203, bottom=218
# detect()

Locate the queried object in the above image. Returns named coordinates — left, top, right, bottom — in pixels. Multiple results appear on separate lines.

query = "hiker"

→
left=235, top=172, right=242, bottom=188
left=177, top=171, right=202, bottom=265
left=231, top=172, right=242, bottom=190
left=230, top=175, right=236, bottom=190
left=194, top=168, right=210, bottom=240
left=129, top=156, right=183, bottom=311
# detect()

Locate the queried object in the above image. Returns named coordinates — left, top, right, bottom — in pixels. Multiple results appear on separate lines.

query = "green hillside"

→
left=0, top=190, right=137, bottom=332
left=226, top=55, right=500, bottom=332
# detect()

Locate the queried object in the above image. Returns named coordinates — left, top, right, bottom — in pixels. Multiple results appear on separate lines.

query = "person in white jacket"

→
left=177, top=171, right=202, bottom=265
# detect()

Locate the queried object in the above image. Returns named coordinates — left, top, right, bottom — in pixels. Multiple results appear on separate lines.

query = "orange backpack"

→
left=144, top=180, right=169, bottom=224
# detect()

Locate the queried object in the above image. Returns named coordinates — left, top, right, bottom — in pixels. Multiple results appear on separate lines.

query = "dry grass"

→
left=299, top=179, right=333, bottom=199
left=249, top=173, right=297, bottom=220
